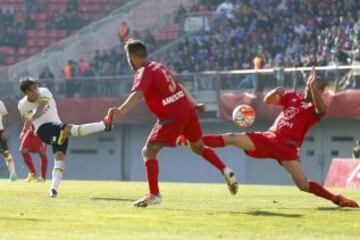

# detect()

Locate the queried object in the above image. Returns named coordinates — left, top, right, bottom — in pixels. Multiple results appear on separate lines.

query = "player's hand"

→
left=195, top=103, right=206, bottom=113
left=19, top=131, right=25, bottom=140
left=108, top=107, right=121, bottom=120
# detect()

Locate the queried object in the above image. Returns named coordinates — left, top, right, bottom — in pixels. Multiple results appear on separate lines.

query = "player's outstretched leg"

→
left=57, top=113, right=114, bottom=145
left=281, top=160, right=359, bottom=208
left=21, top=149, right=37, bottom=182
left=133, top=144, right=162, bottom=208
left=49, top=152, right=65, bottom=198
left=39, top=151, right=48, bottom=182
left=203, top=133, right=255, bottom=151
left=189, top=139, right=238, bottom=195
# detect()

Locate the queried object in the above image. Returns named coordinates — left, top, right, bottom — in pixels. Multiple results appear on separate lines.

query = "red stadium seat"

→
left=0, top=47, right=15, bottom=55
left=4, top=56, right=16, bottom=65
left=90, top=4, right=102, bottom=13
left=26, top=30, right=37, bottom=38
left=36, top=21, right=46, bottom=29
left=47, top=31, right=58, bottom=39
left=49, top=4, right=64, bottom=13
left=80, top=5, right=89, bottom=12
left=81, top=12, right=91, bottom=20
left=37, top=39, right=48, bottom=47
left=17, top=47, right=28, bottom=55
left=38, top=30, right=47, bottom=38
left=16, top=55, right=27, bottom=63
left=27, top=38, right=37, bottom=47
left=57, top=30, right=67, bottom=38
left=28, top=47, right=40, bottom=55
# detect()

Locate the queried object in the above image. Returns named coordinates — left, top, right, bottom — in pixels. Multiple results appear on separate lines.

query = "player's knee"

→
left=20, top=148, right=29, bottom=154
left=39, top=151, right=47, bottom=156
left=2, top=150, right=10, bottom=158
left=54, top=151, right=65, bottom=160
left=142, top=146, right=157, bottom=160
left=190, top=143, right=204, bottom=155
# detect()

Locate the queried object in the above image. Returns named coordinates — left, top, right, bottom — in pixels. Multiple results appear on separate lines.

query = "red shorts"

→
left=20, top=130, right=47, bottom=153
left=245, top=131, right=299, bottom=161
left=147, top=109, right=202, bottom=147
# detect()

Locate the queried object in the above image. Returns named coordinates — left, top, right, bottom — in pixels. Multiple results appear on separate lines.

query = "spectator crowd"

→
left=167, top=0, right=360, bottom=74
left=57, top=0, right=360, bottom=91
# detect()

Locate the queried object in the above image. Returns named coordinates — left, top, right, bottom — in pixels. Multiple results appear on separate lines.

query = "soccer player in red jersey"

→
left=108, top=39, right=238, bottom=207
left=200, top=68, right=358, bottom=208
left=20, top=124, right=48, bottom=182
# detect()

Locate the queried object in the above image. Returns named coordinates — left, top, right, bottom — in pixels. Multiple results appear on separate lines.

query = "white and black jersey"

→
left=0, top=100, right=9, bottom=153
left=18, top=87, right=61, bottom=131
left=0, top=100, right=8, bottom=131
left=18, top=88, right=68, bottom=154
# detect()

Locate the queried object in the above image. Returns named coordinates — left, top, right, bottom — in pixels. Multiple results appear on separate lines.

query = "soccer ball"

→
left=232, top=104, right=256, bottom=128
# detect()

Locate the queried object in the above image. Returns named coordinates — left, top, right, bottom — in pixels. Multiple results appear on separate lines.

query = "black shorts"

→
left=36, top=123, right=69, bottom=154
left=0, top=130, right=9, bottom=153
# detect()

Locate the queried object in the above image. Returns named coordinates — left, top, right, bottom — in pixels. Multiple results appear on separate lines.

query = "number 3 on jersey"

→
left=161, top=69, right=177, bottom=93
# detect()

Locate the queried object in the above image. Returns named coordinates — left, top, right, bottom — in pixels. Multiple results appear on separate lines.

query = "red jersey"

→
left=131, top=61, right=193, bottom=120
left=269, top=91, right=320, bottom=147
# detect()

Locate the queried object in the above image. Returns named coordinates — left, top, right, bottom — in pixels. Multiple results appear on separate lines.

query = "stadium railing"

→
left=1, top=65, right=359, bottom=101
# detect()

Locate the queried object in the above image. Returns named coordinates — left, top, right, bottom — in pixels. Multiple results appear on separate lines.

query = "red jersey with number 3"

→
left=131, top=61, right=193, bottom=120
left=269, top=91, right=320, bottom=147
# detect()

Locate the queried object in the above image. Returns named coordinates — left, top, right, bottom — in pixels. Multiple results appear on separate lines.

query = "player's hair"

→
left=124, top=39, right=147, bottom=58
left=19, top=77, right=40, bottom=92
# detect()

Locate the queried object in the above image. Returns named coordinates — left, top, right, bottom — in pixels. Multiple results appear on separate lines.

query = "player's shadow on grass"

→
left=0, top=217, right=44, bottom=222
left=245, top=210, right=303, bottom=218
left=90, top=197, right=134, bottom=202
left=317, top=207, right=355, bottom=212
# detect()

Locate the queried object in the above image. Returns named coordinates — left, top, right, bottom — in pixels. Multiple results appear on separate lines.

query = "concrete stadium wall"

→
left=1, top=119, right=359, bottom=186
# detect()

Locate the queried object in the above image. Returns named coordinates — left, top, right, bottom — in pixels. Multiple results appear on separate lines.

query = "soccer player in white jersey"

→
left=18, top=77, right=113, bottom=197
left=0, top=100, right=17, bottom=182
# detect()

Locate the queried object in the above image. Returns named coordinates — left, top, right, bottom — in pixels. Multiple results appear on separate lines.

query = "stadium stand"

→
left=0, top=0, right=359, bottom=100
left=164, top=0, right=360, bottom=74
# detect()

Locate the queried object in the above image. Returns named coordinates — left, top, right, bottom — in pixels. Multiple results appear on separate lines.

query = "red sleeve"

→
left=279, top=91, right=295, bottom=107
left=131, top=67, right=152, bottom=93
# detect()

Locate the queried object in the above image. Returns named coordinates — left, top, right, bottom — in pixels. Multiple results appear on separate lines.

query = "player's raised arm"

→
left=263, top=87, right=285, bottom=105
left=179, top=83, right=206, bottom=112
left=308, top=67, right=327, bottom=117
left=110, top=90, right=144, bottom=120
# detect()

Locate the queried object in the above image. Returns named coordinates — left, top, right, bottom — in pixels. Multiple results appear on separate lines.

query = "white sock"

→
left=5, top=154, right=16, bottom=175
left=51, top=160, right=65, bottom=191
left=70, top=122, right=106, bottom=137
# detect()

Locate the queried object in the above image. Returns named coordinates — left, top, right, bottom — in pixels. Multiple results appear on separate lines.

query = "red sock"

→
left=203, top=134, right=225, bottom=148
left=40, top=154, right=48, bottom=178
left=308, top=180, right=337, bottom=202
left=145, top=159, right=159, bottom=195
left=201, top=148, right=226, bottom=173
left=22, top=153, right=36, bottom=173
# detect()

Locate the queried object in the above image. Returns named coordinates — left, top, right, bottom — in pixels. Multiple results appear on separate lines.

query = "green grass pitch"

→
left=0, top=180, right=359, bottom=240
